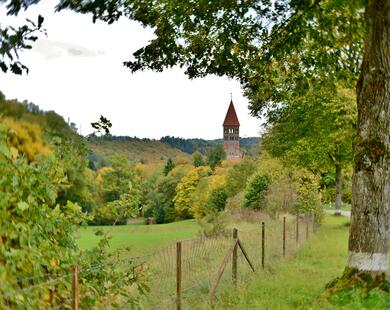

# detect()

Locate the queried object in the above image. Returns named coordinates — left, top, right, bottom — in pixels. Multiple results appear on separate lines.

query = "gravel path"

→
left=324, top=209, right=351, bottom=217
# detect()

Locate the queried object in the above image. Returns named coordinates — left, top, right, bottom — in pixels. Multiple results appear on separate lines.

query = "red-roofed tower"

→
left=223, top=100, right=242, bottom=160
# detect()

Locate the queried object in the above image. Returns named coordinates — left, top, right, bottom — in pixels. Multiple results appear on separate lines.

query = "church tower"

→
left=223, top=100, right=241, bottom=160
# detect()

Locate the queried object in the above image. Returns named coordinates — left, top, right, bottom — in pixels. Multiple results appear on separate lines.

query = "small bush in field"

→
left=225, top=191, right=245, bottom=210
left=264, top=177, right=296, bottom=218
left=198, top=213, right=229, bottom=238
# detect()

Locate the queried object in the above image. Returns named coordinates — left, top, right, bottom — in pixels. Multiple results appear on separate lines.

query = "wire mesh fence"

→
left=1, top=212, right=317, bottom=309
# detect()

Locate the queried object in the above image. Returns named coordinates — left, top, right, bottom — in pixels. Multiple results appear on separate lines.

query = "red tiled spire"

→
left=223, top=100, right=240, bottom=126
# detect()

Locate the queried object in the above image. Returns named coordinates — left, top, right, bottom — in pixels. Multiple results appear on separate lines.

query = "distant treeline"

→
left=90, top=135, right=260, bottom=155
left=160, top=136, right=260, bottom=155
left=88, top=135, right=157, bottom=142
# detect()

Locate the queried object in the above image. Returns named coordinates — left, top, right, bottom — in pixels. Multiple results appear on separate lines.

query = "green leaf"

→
left=0, top=141, right=12, bottom=159
left=17, top=201, right=29, bottom=211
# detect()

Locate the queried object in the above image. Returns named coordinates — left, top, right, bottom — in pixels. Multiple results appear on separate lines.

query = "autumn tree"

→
left=192, top=151, right=205, bottom=167
left=173, top=166, right=211, bottom=219
left=262, top=84, right=356, bottom=211
left=207, top=145, right=226, bottom=170
left=225, top=158, right=257, bottom=197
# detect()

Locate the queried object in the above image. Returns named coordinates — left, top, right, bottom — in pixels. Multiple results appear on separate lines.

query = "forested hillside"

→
left=87, top=136, right=190, bottom=168
left=160, top=135, right=260, bottom=155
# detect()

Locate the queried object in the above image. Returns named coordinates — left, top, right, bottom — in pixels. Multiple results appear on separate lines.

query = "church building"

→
left=223, top=100, right=242, bottom=160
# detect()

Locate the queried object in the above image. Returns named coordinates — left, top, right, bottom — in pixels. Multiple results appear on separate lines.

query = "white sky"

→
left=0, top=1, right=261, bottom=139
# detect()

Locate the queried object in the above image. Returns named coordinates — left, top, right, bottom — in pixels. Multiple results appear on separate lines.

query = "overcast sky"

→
left=0, top=1, right=262, bottom=139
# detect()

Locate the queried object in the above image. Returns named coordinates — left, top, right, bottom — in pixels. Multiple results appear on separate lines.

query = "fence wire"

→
left=1, top=213, right=317, bottom=309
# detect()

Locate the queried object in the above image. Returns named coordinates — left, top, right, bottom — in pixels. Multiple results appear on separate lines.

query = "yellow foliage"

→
left=97, top=166, right=112, bottom=175
left=4, top=117, right=50, bottom=162
left=96, top=166, right=113, bottom=183
left=173, top=166, right=212, bottom=218
left=190, top=174, right=226, bottom=219
left=256, top=151, right=286, bottom=181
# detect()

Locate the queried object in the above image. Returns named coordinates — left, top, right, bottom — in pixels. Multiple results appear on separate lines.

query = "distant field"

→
left=76, top=216, right=269, bottom=256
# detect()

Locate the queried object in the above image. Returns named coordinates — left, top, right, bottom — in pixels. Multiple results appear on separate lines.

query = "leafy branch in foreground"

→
left=0, top=121, right=147, bottom=308
left=0, top=14, right=45, bottom=74
left=91, top=115, right=112, bottom=136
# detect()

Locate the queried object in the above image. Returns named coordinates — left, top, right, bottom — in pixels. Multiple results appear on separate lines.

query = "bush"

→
left=198, top=213, right=229, bottom=238
left=244, top=173, right=270, bottom=210
left=0, top=124, right=146, bottom=308
left=264, top=177, right=296, bottom=218
left=225, top=191, right=245, bottom=210
left=153, top=202, right=165, bottom=224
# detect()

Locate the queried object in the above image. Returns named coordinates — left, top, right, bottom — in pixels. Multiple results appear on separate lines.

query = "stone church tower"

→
left=223, top=100, right=242, bottom=160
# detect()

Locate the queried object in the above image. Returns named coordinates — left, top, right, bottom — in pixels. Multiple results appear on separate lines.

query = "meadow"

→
left=77, top=212, right=318, bottom=308
left=78, top=214, right=390, bottom=309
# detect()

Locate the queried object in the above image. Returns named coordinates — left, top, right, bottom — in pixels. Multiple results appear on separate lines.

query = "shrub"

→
left=264, top=177, right=296, bottom=218
left=0, top=124, right=146, bottom=308
left=225, top=191, right=245, bottom=210
left=244, top=173, right=270, bottom=210
left=198, top=213, right=229, bottom=238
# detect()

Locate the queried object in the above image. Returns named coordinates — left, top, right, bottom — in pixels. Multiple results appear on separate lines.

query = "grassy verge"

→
left=214, top=215, right=351, bottom=309
left=324, top=203, right=352, bottom=212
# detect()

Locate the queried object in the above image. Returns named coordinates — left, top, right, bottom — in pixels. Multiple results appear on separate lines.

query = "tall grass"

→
left=213, top=215, right=351, bottom=309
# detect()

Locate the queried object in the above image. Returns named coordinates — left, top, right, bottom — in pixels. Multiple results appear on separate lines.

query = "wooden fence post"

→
left=72, top=265, right=79, bottom=310
left=232, top=228, right=238, bottom=288
left=296, top=214, right=299, bottom=245
left=261, top=222, right=265, bottom=269
left=176, top=241, right=182, bottom=310
left=283, top=217, right=286, bottom=258
left=306, top=213, right=309, bottom=240
left=312, top=211, right=316, bottom=233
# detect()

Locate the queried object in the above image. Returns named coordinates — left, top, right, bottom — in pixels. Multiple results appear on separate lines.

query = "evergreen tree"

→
left=163, top=158, right=174, bottom=176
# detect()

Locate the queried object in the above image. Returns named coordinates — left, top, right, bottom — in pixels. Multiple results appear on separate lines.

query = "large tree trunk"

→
left=346, top=0, right=390, bottom=281
left=335, top=164, right=342, bottom=211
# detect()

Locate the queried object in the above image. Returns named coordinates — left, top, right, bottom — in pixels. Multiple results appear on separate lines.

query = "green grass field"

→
left=78, top=215, right=390, bottom=309
left=77, top=219, right=200, bottom=255
left=77, top=214, right=273, bottom=256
